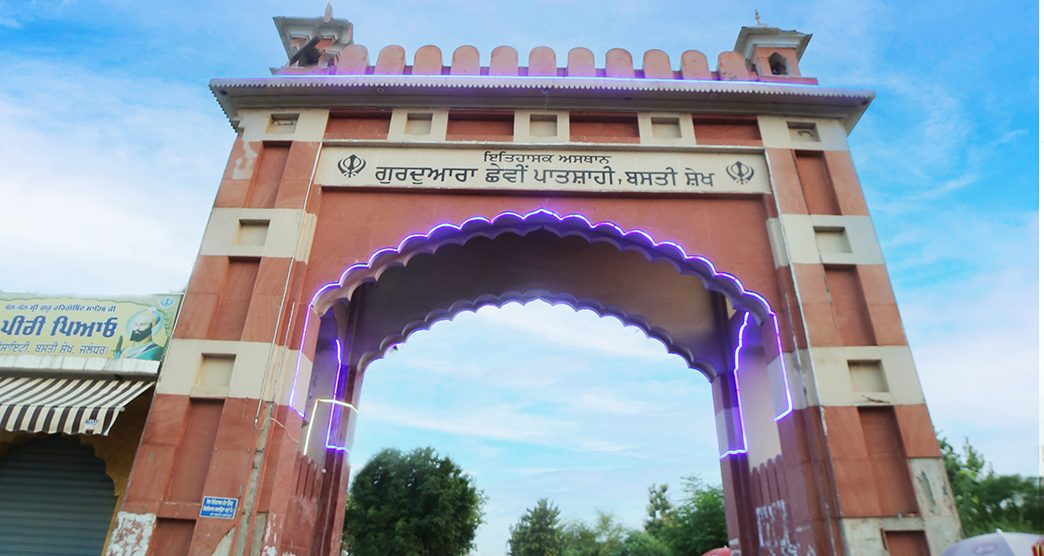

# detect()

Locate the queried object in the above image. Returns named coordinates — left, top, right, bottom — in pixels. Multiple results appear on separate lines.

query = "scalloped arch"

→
left=290, top=208, right=795, bottom=428
left=354, top=289, right=707, bottom=375
left=311, top=208, right=776, bottom=324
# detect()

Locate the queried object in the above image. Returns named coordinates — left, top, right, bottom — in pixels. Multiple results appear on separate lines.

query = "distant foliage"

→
left=516, top=477, right=727, bottom=556
left=655, top=477, right=728, bottom=555
left=643, top=484, right=672, bottom=537
left=342, top=447, right=484, bottom=556
left=562, top=511, right=627, bottom=555
left=509, top=498, right=565, bottom=556
left=610, top=530, right=672, bottom=556
left=940, top=437, right=1043, bottom=536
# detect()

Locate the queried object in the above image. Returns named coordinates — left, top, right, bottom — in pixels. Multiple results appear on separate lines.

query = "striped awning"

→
left=0, top=377, right=154, bottom=436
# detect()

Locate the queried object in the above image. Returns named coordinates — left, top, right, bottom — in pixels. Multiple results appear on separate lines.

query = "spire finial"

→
left=754, top=9, right=764, bottom=26
left=323, top=1, right=333, bottom=22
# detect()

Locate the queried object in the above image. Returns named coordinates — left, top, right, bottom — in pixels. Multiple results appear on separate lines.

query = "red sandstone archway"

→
left=109, top=14, right=962, bottom=554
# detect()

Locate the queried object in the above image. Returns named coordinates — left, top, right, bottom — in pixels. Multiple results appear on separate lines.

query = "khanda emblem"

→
left=338, top=154, right=367, bottom=177
left=726, top=161, right=755, bottom=184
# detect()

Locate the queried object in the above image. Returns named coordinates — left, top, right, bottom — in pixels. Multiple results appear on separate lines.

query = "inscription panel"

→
left=317, top=147, right=769, bottom=194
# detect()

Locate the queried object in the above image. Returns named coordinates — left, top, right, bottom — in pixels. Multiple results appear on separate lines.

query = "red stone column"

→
left=109, top=119, right=328, bottom=554
left=712, top=366, right=759, bottom=554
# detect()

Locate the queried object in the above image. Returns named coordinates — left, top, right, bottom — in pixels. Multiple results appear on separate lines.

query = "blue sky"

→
left=0, top=0, right=1037, bottom=553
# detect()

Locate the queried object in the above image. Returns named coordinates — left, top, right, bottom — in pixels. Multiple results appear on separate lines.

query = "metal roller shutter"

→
left=0, top=436, right=116, bottom=555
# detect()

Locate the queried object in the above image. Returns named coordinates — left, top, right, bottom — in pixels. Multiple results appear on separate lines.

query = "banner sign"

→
left=0, top=293, right=181, bottom=370
left=317, top=147, right=770, bottom=194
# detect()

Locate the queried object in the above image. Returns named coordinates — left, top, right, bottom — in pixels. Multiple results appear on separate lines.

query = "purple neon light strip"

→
left=324, top=338, right=346, bottom=450
left=310, top=209, right=772, bottom=315
left=771, top=313, right=795, bottom=421
left=287, top=313, right=311, bottom=417
left=295, top=208, right=795, bottom=445
left=718, top=312, right=751, bottom=459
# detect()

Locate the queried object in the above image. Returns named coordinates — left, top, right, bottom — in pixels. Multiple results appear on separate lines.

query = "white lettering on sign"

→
left=199, top=496, right=238, bottom=519
left=317, top=147, right=769, bottom=194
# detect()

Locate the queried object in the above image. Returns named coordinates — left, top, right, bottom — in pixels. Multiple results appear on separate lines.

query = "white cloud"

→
left=800, top=0, right=891, bottom=84
left=361, top=399, right=570, bottom=444
left=0, top=57, right=231, bottom=294
left=0, top=0, right=73, bottom=28
left=475, top=302, right=685, bottom=363
left=895, top=211, right=1038, bottom=475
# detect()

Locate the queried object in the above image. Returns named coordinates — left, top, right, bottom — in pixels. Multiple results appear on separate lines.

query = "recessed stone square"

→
left=236, top=219, right=269, bottom=247
left=529, top=114, right=558, bottom=137
left=405, top=112, right=434, bottom=135
left=849, top=359, right=888, bottom=393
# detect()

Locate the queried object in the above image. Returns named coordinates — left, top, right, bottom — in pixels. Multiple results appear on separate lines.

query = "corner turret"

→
left=733, top=17, right=811, bottom=79
left=272, top=3, right=353, bottom=71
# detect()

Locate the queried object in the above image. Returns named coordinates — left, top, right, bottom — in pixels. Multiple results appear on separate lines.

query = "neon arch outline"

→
left=310, top=209, right=775, bottom=319
left=291, top=208, right=796, bottom=457
left=343, top=290, right=713, bottom=375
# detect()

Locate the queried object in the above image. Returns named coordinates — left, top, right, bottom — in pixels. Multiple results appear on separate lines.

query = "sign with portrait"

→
left=0, top=293, right=182, bottom=372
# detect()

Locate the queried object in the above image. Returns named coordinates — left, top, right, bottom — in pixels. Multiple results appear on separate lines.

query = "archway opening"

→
left=350, top=300, right=714, bottom=552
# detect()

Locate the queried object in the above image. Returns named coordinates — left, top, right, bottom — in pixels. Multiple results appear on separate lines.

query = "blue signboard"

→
left=199, top=496, right=238, bottom=519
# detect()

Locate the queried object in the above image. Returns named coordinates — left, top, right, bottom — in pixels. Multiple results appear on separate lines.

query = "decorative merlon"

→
left=269, top=43, right=818, bottom=85
left=267, top=9, right=813, bottom=82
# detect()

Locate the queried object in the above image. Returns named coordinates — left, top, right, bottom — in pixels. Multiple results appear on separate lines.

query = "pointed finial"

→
left=754, top=9, right=763, bottom=26
left=323, top=1, right=333, bottom=22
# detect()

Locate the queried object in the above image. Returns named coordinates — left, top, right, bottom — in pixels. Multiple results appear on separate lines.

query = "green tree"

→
left=940, top=437, right=1043, bottom=536
left=558, top=510, right=682, bottom=556
left=561, top=520, right=599, bottom=556
left=608, top=531, right=671, bottom=556
left=342, top=447, right=484, bottom=556
left=643, top=484, right=673, bottom=537
left=559, top=479, right=727, bottom=556
left=562, top=512, right=627, bottom=556
left=658, top=477, right=728, bottom=555
left=509, top=498, right=565, bottom=556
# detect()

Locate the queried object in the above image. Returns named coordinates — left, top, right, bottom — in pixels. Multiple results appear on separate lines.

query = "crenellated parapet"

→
left=270, top=8, right=816, bottom=85
left=273, top=42, right=817, bottom=85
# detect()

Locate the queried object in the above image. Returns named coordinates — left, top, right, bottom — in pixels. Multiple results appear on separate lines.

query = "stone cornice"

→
left=210, top=75, right=874, bottom=131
